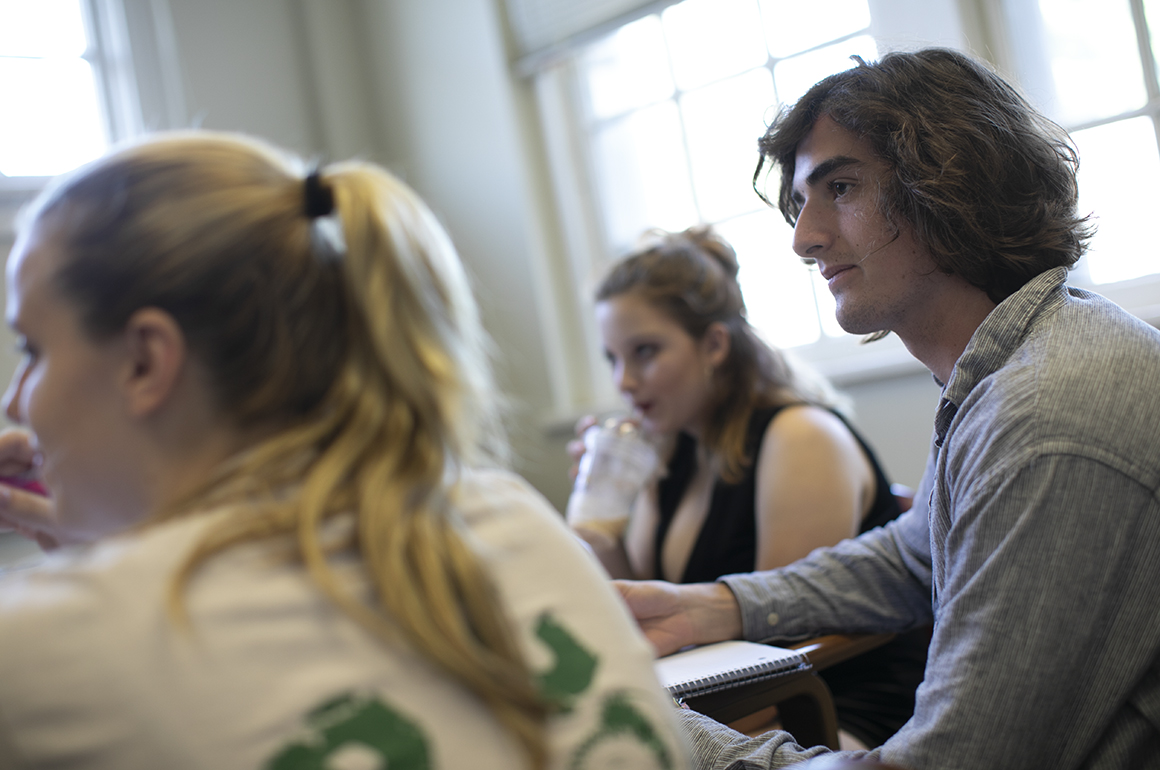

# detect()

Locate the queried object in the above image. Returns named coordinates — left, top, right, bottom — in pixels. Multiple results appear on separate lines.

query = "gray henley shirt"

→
left=680, top=267, right=1160, bottom=769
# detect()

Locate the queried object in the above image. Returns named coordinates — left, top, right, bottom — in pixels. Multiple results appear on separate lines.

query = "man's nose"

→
left=792, top=198, right=835, bottom=259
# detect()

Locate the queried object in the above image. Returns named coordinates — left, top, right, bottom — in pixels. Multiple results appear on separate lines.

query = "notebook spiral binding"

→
left=669, top=657, right=809, bottom=699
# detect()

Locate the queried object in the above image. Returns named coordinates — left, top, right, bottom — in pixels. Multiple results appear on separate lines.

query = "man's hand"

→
left=0, top=428, right=59, bottom=550
left=614, top=579, right=744, bottom=657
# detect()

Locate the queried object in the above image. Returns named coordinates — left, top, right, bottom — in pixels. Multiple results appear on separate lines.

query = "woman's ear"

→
left=702, top=321, right=731, bottom=369
left=120, top=308, right=188, bottom=418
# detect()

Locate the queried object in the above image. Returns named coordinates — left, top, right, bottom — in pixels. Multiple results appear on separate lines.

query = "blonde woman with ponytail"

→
left=0, top=132, right=688, bottom=770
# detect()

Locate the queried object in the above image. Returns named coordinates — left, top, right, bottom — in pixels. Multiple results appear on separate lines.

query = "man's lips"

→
left=820, top=263, right=856, bottom=281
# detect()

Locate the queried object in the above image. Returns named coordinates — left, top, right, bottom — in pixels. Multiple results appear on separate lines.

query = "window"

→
left=1005, top=0, right=1160, bottom=286
left=0, top=0, right=184, bottom=246
left=0, top=0, right=183, bottom=205
left=523, top=0, right=1160, bottom=419
left=0, top=0, right=110, bottom=183
left=576, top=0, right=876, bottom=352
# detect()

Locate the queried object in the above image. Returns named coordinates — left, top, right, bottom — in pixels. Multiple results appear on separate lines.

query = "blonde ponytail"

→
left=31, top=133, right=549, bottom=768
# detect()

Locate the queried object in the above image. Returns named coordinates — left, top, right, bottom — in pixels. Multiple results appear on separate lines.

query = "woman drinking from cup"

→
left=567, top=225, right=926, bottom=749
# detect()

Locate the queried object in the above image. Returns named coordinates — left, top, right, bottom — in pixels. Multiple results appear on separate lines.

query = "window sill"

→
left=788, top=272, right=1160, bottom=388
left=791, top=333, right=929, bottom=388
left=0, top=176, right=52, bottom=195
left=541, top=273, right=1160, bottom=435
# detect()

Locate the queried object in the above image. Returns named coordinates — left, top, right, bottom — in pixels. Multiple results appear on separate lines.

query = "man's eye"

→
left=635, top=344, right=658, bottom=359
left=830, top=180, right=854, bottom=197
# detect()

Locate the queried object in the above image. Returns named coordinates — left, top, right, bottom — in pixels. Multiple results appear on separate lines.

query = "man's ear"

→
left=703, top=321, right=731, bottom=369
left=120, top=307, right=187, bottom=418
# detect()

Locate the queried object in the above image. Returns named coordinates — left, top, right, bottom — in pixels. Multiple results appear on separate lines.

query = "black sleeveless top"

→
left=654, top=404, right=928, bottom=747
left=655, top=405, right=901, bottom=583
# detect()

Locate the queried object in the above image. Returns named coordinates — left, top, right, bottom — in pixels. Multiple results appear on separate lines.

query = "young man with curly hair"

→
left=620, top=48, right=1160, bottom=769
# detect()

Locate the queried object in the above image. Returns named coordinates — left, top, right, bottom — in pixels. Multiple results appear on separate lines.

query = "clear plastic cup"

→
left=566, top=418, right=658, bottom=535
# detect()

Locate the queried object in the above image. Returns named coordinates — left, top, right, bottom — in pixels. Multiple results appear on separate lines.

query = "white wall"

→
left=843, top=372, right=940, bottom=489
left=355, top=0, right=574, bottom=505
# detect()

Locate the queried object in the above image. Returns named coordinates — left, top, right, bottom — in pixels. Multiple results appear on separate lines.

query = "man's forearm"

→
left=676, top=708, right=833, bottom=769
left=721, top=501, right=935, bottom=643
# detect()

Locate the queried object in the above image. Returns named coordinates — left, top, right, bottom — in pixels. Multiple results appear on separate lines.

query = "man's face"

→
left=789, top=115, right=953, bottom=342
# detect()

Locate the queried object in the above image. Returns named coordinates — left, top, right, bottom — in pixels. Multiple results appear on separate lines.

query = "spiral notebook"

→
left=654, top=640, right=810, bottom=700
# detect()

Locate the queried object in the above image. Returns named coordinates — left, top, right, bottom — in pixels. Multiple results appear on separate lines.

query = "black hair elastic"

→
left=303, top=171, right=335, bottom=218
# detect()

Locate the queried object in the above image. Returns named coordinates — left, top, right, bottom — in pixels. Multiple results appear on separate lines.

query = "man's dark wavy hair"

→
left=753, top=48, right=1093, bottom=304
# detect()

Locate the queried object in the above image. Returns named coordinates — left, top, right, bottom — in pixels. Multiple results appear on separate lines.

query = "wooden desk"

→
left=684, top=633, right=895, bottom=750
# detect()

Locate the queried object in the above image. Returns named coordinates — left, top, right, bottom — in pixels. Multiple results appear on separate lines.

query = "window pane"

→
left=591, top=101, right=699, bottom=251
left=570, top=0, right=885, bottom=352
left=0, top=0, right=87, bottom=57
left=760, top=0, right=871, bottom=59
left=582, top=15, right=674, bottom=121
left=681, top=68, right=776, bottom=222
left=1038, top=0, right=1144, bottom=125
left=717, top=210, right=821, bottom=348
left=0, top=58, right=106, bottom=176
left=662, top=0, right=767, bottom=92
left=773, top=35, right=878, bottom=106
left=1072, top=117, right=1160, bottom=285
left=1146, top=0, right=1160, bottom=84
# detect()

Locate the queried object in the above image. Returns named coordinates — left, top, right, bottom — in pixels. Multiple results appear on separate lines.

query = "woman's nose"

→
left=2, top=376, right=23, bottom=424
left=2, top=360, right=30, bottom=424
left=613, top=363, right=637, bottom=394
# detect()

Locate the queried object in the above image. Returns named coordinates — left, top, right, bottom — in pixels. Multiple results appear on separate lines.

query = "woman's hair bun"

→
left=682, top=225, right=739, bottom=280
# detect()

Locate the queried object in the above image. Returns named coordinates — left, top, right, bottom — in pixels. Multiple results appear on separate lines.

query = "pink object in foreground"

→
left=0, top=476, right=49, bottom=497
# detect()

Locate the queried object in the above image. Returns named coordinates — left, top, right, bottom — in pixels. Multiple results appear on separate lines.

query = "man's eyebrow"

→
left=803, top=155, right=863, bottom=188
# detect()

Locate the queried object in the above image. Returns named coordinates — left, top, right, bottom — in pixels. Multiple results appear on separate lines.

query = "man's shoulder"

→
left=958, top=287, right=1160, bottom=479
left=1049, top=284, right=1160, bottom=347
left=1009, top=285, right=1160, bottom=402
